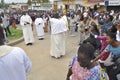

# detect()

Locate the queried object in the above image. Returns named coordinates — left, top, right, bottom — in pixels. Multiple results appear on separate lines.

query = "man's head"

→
left=22, top=11, right=27, bottom=15
left=77, top=43, right=95, bottom=68
left=106, top=32, right=116, bottom=44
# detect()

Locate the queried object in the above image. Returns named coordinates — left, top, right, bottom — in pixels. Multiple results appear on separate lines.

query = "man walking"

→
left=20, top=11, right=34, bottom=45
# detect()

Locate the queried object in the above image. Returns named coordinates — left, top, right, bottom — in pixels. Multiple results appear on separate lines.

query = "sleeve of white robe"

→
left=35, top=18, right=45, bottom=27
left=35, top=18, right=39, bottom=26
left=18, top=47, right=32, bottom=73
left=40, top=18, right=45, bottom=27
left=27, top=15, right=32, bottom=24
left=20, top=16, right=25, bottom=26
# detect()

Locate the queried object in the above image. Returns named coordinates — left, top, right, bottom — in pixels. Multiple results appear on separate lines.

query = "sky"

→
left=2, top=0, right=53, bottom=3
left=4, top=0, right=27, bottom=3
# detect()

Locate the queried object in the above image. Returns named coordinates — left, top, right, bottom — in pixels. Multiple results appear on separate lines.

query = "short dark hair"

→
left=107, top=32, right=116, bottom=40
left=109, top=15, right=113, bottom=21
left=77, top=43, right=95, bottom=59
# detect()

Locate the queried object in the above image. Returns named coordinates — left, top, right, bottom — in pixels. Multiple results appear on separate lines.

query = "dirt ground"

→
left=14, top=31, right=80, bottom=80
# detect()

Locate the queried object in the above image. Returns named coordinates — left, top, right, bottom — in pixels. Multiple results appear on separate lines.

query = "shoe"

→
left=26, top=43, right=30, bottom=46
left=79, top=43, right=82, bottom=45
left=29, top=43, right=33, bottom=45
left=51, top=56, right=60, bottom=59
left=39, top=38, right=44, bottom=40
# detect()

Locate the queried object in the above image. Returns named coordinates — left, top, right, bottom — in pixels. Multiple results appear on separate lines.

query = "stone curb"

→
left=6, top=37, right=24, bottom=46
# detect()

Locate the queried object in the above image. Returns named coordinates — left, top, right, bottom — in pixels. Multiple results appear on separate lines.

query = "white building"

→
left=30, top=0, right=52, bottom=11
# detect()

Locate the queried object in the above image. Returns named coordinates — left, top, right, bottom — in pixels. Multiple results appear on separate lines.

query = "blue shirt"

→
left=104, top=45, right=120, bottom=57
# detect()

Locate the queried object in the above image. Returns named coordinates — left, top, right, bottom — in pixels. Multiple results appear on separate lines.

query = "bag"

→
left=99, top=68, right=109, bottom=80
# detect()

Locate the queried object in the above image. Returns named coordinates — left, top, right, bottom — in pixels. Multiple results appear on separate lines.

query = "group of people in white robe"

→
left=20, top=11, right=68, bottom=58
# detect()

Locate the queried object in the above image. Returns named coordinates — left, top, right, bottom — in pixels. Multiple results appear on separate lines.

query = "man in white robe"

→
left=49, top=13, right=68, bottom=58
left=20, top=12, right=34, bottom=45
left=34, top=15, right=45, bottom=40
left=0, top=26, right=32, bottom=80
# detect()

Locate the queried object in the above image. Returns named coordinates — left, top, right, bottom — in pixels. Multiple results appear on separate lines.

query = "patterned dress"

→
left=69, top=54, right=109, bottom=80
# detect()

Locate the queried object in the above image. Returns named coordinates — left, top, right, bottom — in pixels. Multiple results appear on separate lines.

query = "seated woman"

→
left=66, top=43, right=109, bottom=80
left=93, top=32, right=120, bottom=80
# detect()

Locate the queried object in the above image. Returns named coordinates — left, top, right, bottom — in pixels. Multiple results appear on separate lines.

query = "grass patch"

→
left=8, top=28, right=23, bottom=41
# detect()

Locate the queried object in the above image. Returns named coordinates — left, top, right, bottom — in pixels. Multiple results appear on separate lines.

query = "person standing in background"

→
left=43, top=14, right=48, bottom=32
left=1, top=13, right=11, bottom=36
left=34, top=14, right=45, bottom=40
left=20, top=11, right=34, bottom=46
left=49, top=12, right=68, bottom=58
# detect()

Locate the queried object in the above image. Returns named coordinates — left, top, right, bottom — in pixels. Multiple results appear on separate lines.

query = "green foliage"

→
left=36, top=0, right=49, bottom=3
left=0, top=3, right=9, bottom=8
left=8, top=28, right=23, bottom=40
left=0, top=3, right=3, bottom=8
left=36, top=0, right=41, bottom=3
left=42, top=0, right=49, bottom=3
left=27, top=0, right=32, bottom=6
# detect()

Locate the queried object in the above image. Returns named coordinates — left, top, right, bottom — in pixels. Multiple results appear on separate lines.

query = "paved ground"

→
left=14, top=30, right=80, bottom=80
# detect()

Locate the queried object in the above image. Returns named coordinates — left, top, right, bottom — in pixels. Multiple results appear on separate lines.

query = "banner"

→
left=83, top=0, right=88, bottom=3
left=88, top=0, right=104, bottom=3
left=108, top=0, right=120, bottom=6
left=63, top=0, right=75, bottom=4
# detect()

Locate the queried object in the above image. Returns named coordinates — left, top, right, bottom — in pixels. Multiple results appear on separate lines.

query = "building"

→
left=30, top=0, right=52, bottom=11
left=105, top=0, right=120, bottom=12
left=52, top=0, right=104, bottom=11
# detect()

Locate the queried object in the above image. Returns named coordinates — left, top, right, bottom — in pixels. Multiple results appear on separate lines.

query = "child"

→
left=66, top=43, right=109, bottom=80
left=94, top=32, right=120, bottom=80
left=91, top=32, right=110, bottom=67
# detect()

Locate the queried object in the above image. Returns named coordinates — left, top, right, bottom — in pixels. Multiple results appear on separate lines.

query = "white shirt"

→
left=50, top=18, right=67, bottom=34
left=20, top=14, right=32, bottom=27
left=0, top=46, right=32, bottom=80
left=116, top=30, right=120, bottom=41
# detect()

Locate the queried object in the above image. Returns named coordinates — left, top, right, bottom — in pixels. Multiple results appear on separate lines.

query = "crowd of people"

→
left=65, top=9, right=120, bottom=80
left=0, top=7, right=120, bottom=80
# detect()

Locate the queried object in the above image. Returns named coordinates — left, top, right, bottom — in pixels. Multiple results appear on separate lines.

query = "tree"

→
left=42, top=0, right=49, bottom=3
left=27, top=0, right=32, bottom=6
left=36, top=0, right=49, bottom=3
left=36, top=0, right=41, bottom=3
left=0, top=3, right=9, bottom=8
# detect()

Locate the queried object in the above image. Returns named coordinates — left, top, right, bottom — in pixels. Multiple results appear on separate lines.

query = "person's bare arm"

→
left=93, top=52, right=106, bottom=62
left=66, top=67, right=72, bottom=80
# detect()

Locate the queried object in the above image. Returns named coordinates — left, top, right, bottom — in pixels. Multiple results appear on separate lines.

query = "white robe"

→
left=61, top=15, right=69, bottom=31
left=34, top=18, right=45, bottom=38
left=20, top=14, right=34, bottom=44
left=0, top=45, right=32, bottom=80
left=50, top=18, right=67, bottom=58
left=116, top=30, right=120, bottom=41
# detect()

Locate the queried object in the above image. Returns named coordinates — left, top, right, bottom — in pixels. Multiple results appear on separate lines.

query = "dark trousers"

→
left=106, top=65, right=118, bottom=80
left=4, top=26, right=11, bottom=37
left=75, top=24, right=78, bottom=32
